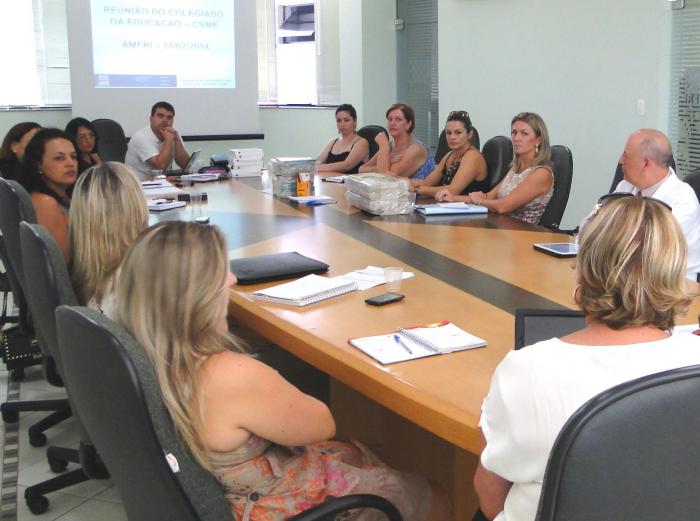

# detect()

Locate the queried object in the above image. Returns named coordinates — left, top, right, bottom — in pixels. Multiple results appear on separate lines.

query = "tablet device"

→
left=533, top=242, right=579, bottom=258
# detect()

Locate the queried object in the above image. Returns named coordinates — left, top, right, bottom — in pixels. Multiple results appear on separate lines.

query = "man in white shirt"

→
left=613, top=129, right=700, bottom=280
left=125, top=101, right=190, bottom=180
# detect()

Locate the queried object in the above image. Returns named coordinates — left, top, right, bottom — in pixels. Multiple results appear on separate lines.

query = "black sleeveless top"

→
left=323, top=138, right=363, bottom=174
left=440, top=151, right=490, bottom=194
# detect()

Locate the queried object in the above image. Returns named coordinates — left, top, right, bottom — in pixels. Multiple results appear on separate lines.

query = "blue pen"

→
left=306, top=201, right=325, bottom=206
left=393, top=334, right=413, bottom=354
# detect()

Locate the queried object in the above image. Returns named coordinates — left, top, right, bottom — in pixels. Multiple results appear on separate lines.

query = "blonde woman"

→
left=475, top=197, right=700, bottom=521
left=437, top=112, right=553, bottom=224
left=112, top=221, right=450, bottom=521
left=69, top=162, right=148, bottom=314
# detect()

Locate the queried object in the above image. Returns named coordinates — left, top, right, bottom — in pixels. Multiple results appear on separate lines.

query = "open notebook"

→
left=349, top=320, right=487, bottom=364
left=252, top=274, right=358, bottom=307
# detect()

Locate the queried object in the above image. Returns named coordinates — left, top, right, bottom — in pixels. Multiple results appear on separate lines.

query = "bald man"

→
left=614, top=129, right=700, bottom=279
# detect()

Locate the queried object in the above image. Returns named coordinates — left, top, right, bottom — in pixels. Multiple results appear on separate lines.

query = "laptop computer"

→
left=514, top=308, right=586, bottom=350
left=164, top=150, right=200, bottom=176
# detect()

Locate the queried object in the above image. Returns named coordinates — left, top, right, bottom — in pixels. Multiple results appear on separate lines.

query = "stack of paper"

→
left=141, top=180, right=183, bottom=199
left=415, top=202, right=487, bottom=215
left=147, top=199, right=186, bottom=212
left=229, top=148, right=264, bottom=177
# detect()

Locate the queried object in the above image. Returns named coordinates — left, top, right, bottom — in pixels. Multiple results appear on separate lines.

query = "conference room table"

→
left=154, top=174, right=700, bottom=520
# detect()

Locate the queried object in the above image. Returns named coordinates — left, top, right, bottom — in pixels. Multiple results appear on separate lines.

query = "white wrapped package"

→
left=346, top=173, right=410, bottom=199
left=346, top=191, right=413, bottom=215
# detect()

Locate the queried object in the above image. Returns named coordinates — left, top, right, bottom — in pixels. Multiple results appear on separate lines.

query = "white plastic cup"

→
left=384, top=267, right=403, bottom=292
left=181, top=175, right=194, bottom=188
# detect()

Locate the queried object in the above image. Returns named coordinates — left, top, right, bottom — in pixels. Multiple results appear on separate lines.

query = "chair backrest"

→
left=56, top=305, right=231, bottom=521
left=91, top=118, right=128, bottom=162
left=357, top=125, right=388, bottom=159
left=481, top=136, right=513, bottom=190
left=536, top=364, right=700, bottom=521
left=0, top=179, right=37, bottom=285
left=539, top=145, right=573, bottom=229
left=19, top=222, right=77, bottom=375
left=434, top=126, right=481, bottom=164
left=683, top=168, right=700, bottom=203
left=0, top=179, right=37, bottom=332
left=514, top=308, right=585, bottom=350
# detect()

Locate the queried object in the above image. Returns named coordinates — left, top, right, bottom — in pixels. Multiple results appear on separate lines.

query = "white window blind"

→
left=0, top=0, right=70, bottom=107
left=256, top=0, right=339, bottom=105
left=670, top=0, right=700, bottom=176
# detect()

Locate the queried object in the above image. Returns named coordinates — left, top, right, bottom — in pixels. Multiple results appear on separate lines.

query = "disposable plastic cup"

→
left=384, top=267, right=403, bottom=292
left=190, top=192, right=203, bottom=220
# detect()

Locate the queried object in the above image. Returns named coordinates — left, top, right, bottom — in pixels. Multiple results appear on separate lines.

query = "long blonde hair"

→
left=111, top=221, right=243, bottom=469
left=576, top=196, right=692, bottom=330
left=69, top=162, right=148, bottom=306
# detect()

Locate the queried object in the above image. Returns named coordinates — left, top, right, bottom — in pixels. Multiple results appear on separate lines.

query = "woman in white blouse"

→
left=474, top=195, right=700, bottom=521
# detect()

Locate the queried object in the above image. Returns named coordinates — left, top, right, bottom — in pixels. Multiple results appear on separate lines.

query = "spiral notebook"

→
left=251, top=274, right=358, bottom=307
left=349, top=320, right=487, bottom=364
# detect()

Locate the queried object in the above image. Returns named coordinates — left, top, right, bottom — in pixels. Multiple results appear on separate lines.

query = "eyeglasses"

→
left=594, top=192, right=672, bottom=216
left=77, top=132, right=96, bottom=142
left=448, top=111, right=470, bottom=119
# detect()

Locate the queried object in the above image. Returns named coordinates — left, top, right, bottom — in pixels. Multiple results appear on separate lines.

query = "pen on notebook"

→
left=393, top=334, right=412, bottom=354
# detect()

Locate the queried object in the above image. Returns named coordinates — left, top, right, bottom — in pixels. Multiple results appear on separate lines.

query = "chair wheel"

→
left=48, top=456, right=68, bottom=473
left=29, top=431, right=47, bottom=447
left=10, top=368, right=24, bottom=382
left=25, top=494, right=49, bottom=515
left=2, top=411, right=19, bottom=423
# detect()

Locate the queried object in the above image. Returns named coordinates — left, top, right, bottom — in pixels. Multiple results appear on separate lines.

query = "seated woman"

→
left=19, top=128, right=78, bottom=260
left=111, top=221, right=450, bottom=521
left=0, top=122, right=41, bottom=181
left=65, top=117, right=102, bottom=174
left=436, top=112, right=553, bottom=224
left=411, top=111, right=488, bottom=198
left=359, top=103, right=435, bottom=179
left=316, top=104, right=369, bottom=174
left=474, top=196, right=700, bottom=521
left=69, top=162, right=148, bottom=315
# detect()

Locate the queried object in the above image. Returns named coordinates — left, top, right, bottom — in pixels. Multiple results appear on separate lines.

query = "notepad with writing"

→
left=349, top=320, right=486, bottom=364
left=252, top=274, right=358, bottom=306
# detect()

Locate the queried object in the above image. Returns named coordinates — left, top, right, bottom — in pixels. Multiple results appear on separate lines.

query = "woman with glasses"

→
left=65, top=118, right=102, bottom=174
left=437, top=112, right=553, bottom=225
left=411, top=111, right=488, bottom=198
left=316, top=104, right=369, bottom=174
left=473, top=197, right=700, bottom=521
left=359, top=103, right=436, bottom=179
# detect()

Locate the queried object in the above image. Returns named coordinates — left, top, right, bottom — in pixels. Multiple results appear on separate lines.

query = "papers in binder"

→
left=415, top=203, right=487, bottom=215
left=252, top=274, right=358, bottom=306
left=349, top=320, right=486, bottom=364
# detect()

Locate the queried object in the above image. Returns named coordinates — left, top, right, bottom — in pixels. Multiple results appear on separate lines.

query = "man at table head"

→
left=614, top=128, right=700, bottom=280
left=125, top=101, right=190, bottom=180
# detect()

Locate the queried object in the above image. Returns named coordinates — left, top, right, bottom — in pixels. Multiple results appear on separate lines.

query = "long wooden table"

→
left=156, top=176, right=700, bottom=519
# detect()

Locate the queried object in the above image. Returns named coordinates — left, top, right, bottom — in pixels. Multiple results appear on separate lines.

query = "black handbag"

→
left=0, top=272, right=42, bottom=370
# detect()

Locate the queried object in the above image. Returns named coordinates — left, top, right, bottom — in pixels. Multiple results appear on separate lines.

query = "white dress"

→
left=480, top=334, right=700, bottom=521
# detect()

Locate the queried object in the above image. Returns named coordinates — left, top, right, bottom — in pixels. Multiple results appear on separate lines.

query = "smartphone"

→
left=365, top=292, right=405, bottom=306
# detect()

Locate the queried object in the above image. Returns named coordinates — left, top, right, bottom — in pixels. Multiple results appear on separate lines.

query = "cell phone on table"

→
left=365, top=293, right=405, bottom=306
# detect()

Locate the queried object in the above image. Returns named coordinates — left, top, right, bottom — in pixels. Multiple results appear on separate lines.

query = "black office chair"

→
left=19, top=222, right=109, bottom=514
left=434, top=126, right=481, bottom=164
left=481, top=136, right=513, bottom=190
left=514, top=309, right=585, bottom=350
left=535, top=364, right=700, bottom=520
left=91, top=118, right=128, bottom=162
left=0, top=179, right=70, bottom=446
left=683, top=168, right=700, bottom=203
left=56, top=306, right=403, bottom=521
left=539, top=145, right=573, bottom=230
left=357, top=125, right=389, bottom=160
